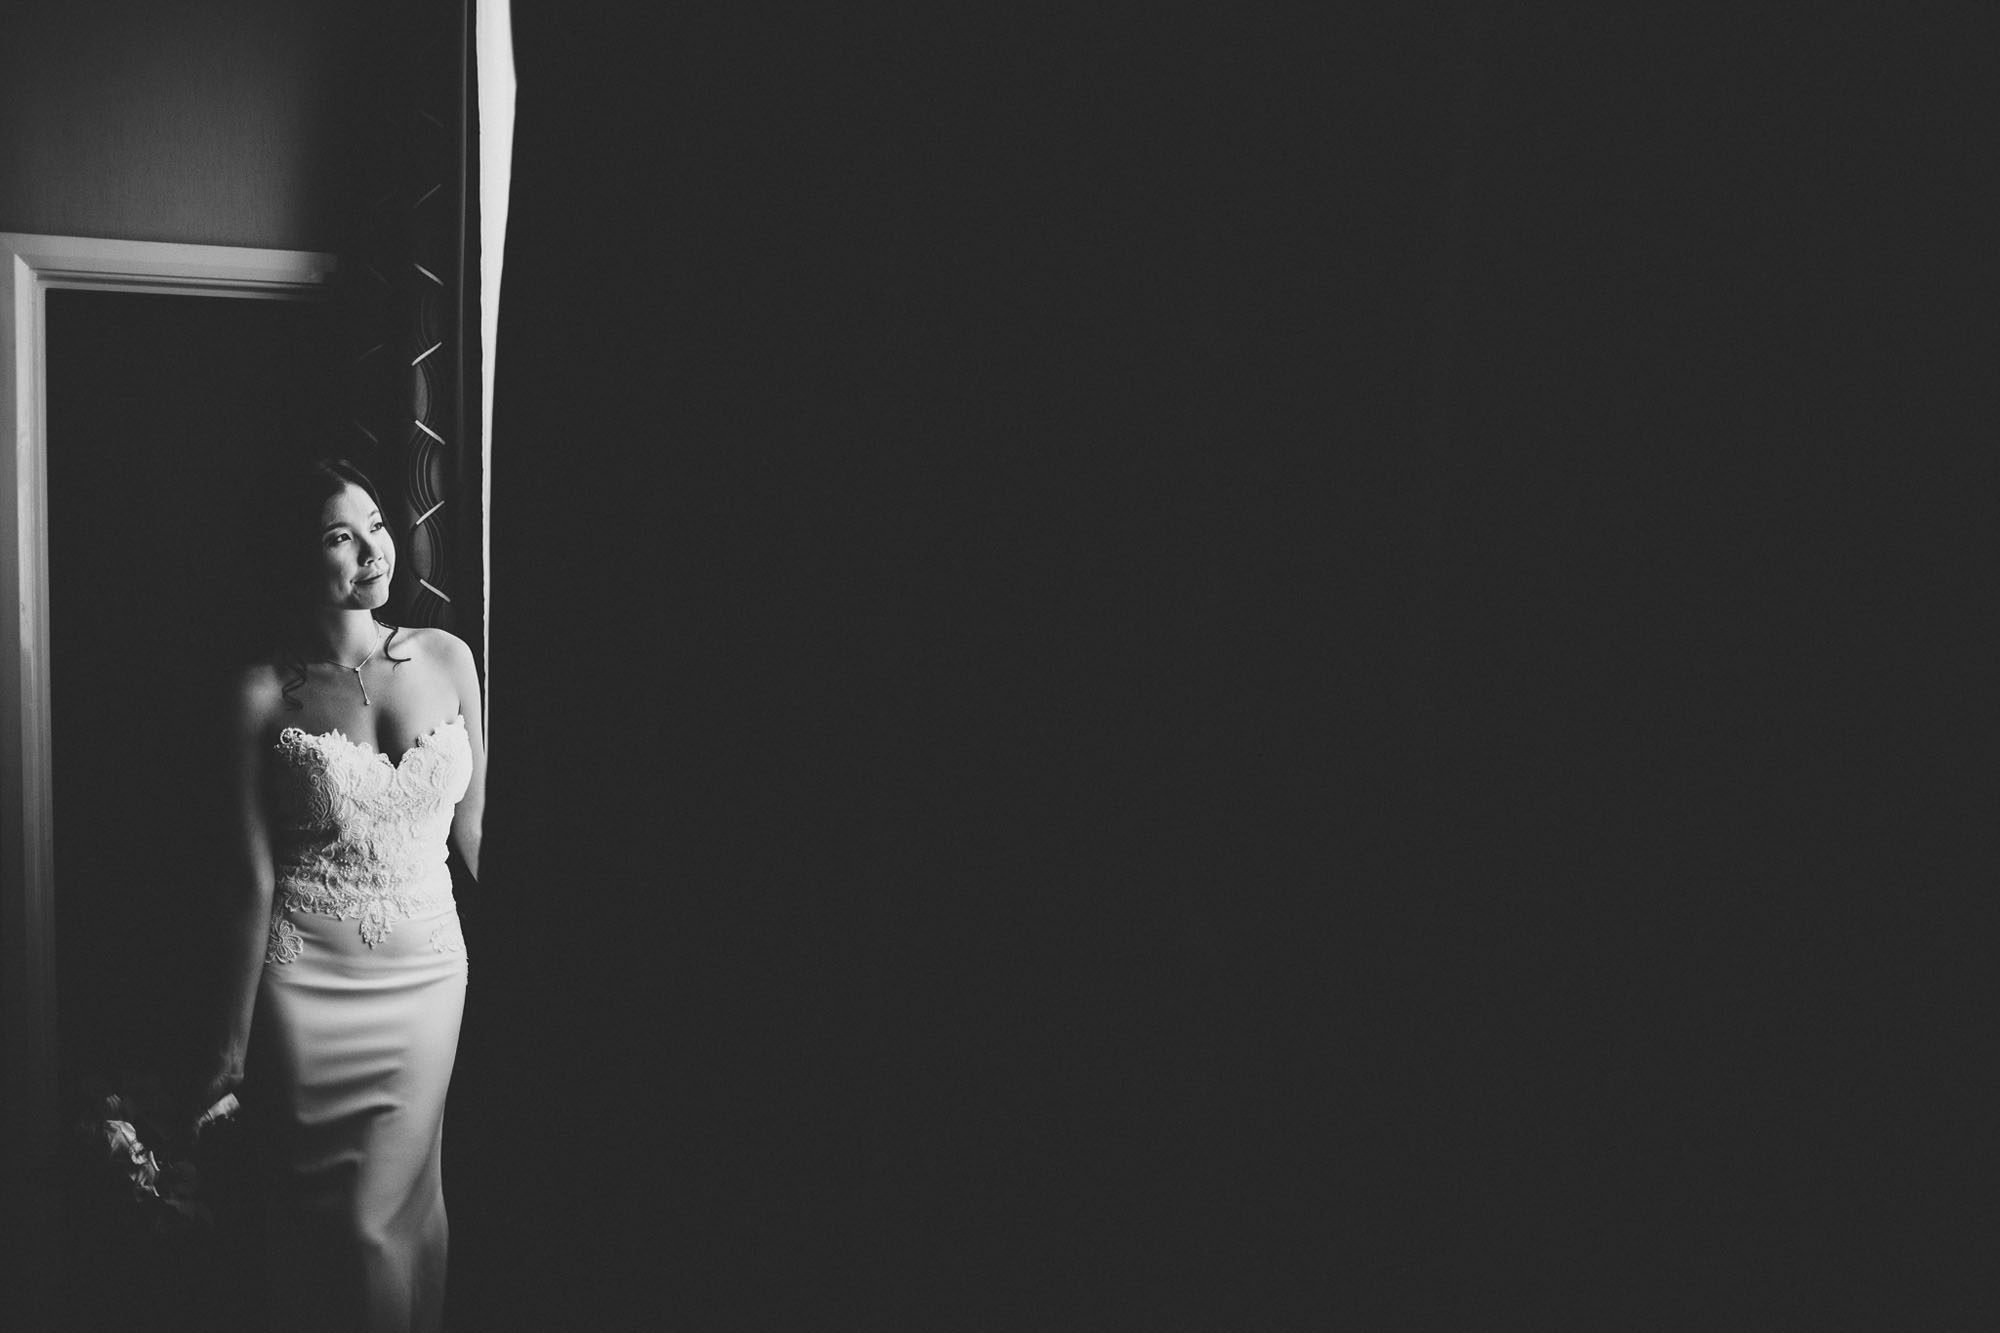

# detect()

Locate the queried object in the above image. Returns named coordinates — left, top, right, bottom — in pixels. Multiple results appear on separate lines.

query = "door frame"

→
left=0, top=233, right=336, bottom=1325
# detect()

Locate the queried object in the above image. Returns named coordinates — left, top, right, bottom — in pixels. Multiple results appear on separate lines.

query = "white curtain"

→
left=476, top=0, right=514, bottom=715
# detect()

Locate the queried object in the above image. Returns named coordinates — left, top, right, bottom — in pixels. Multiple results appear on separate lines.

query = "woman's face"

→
left=315, top=483, right=394, bottom=611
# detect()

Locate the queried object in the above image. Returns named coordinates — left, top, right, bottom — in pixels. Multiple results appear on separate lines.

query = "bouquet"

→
left=62, top=1071, right=266, bottom=1330
left=73, top=1078, right=241, bottom=1237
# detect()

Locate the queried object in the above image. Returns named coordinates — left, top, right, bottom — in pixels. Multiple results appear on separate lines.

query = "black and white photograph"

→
left=2, top=2, right=1994, bottom=1328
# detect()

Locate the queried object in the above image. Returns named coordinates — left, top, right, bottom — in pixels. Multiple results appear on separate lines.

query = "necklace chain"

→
left=313, top=622, right=389, bottom=707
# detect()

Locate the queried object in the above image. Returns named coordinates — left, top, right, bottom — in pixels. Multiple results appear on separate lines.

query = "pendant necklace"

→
left=320, top=622, right=388, bottom=706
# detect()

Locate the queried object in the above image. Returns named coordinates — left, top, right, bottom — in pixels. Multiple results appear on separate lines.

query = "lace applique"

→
left=266, top=914, right=304, bottom=965
left=429, top=920, right=465, bottom=955
left=268, top=718, right=472, bottom=949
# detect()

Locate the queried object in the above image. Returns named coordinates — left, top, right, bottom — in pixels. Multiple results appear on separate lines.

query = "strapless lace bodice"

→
left=266, top=716, right=471, bottom=960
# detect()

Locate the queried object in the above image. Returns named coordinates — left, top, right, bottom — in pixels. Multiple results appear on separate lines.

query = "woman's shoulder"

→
left=390, top=624, right=475, bottom=666
left=229, top=661, right=287, bottom=731
left=231, top=658, right=285, bottom=696
left=389, top=626, right=479, bottom=699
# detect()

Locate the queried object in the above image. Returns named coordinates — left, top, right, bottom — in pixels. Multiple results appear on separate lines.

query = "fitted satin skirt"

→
left=250, top=894, right=467, bottom=1333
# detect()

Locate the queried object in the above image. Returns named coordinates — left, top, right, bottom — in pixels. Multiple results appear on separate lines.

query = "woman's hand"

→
left=199, top=1065, right=243, bottom=1108
left=184, top=1052, right=244, bottom=1134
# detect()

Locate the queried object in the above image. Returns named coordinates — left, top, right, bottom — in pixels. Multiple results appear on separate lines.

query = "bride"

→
left=198, top=457, right=487, bottom=1332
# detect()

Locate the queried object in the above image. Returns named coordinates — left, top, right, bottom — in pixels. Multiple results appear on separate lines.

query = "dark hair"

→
left=257, top=457, right=410, bottom=710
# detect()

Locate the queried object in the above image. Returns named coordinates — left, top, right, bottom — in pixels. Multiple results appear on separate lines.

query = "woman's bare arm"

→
left=202, top=666, right=280, bottom=1106
left=442, top=632, right=486, bottom=881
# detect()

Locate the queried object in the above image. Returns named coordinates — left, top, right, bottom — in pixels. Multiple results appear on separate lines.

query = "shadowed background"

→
left=6, top=2, right=1997, bottom=1326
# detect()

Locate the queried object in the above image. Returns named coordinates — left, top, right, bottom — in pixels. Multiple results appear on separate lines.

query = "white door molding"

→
left=0, top=232, right=335, bottom=1330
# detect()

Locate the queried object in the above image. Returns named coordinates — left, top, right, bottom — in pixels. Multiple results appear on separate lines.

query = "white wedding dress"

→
left=250, top=715, right=472, bottom=1333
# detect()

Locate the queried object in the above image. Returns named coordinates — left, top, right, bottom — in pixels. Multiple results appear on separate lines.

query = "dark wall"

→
left=0, top=0, right=398, bottom=250
left=1401, top=8, right=1997, bottom=1326
left=473, top=5, right=1992, bottom=1327
left=467, top=7, right=1428, bottom=1328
